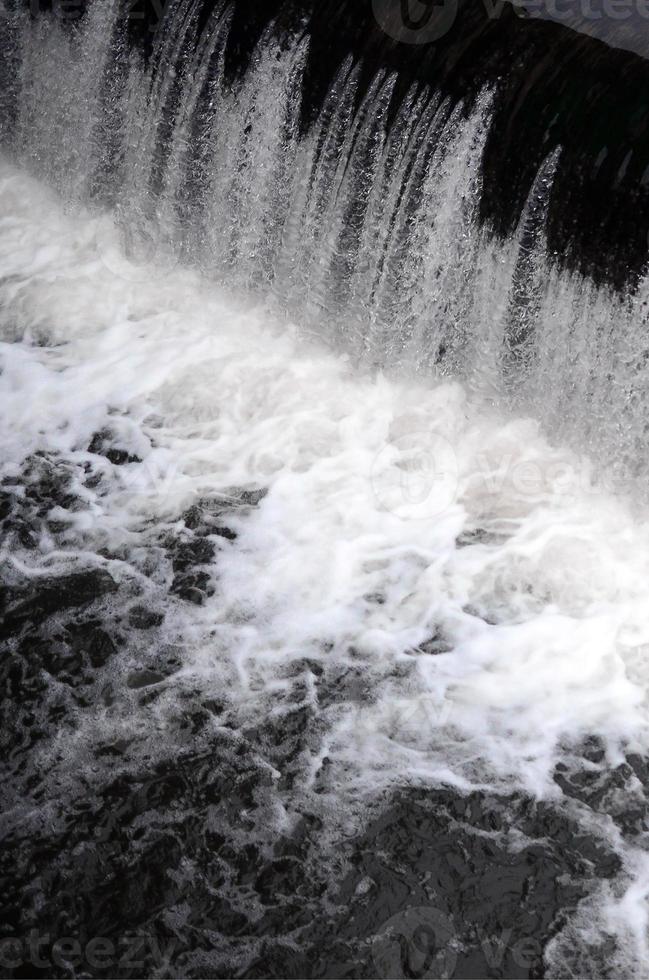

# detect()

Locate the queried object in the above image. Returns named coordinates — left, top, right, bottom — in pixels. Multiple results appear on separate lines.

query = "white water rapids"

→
left=3, top=0, right=649, bottom=974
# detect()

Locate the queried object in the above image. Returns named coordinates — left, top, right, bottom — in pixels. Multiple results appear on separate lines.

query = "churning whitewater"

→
left=3, top=0, right=649, bottom=976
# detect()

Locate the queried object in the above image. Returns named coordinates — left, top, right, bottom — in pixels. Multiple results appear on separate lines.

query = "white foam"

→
left=2, top=155, right=649, bottom=771
left=2, top=158, right=649, bottom=968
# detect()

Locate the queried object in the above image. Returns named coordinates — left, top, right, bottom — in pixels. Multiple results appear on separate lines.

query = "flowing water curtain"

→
left=341, top=93, right=492, bottom=376
left=306, top=70, right=398, bottom=342
left=14, top=0, right=127, bottom=202
left=270, top=54, right=362, bottom=330
left=605, top=275, right=649, bottom=487
left=345, top=82, right=438, bottom=362
left=357, top=92, right=450, bottom=365
left=271, top=67, right=397, bottom=345
left=498, top=146, right=649, bottom=486
left=1, top=0, right=531, bottom=371
left=174, top=20, right=309, bottom=291
left=500, top=147, right=561, bottom=400
left=114, top=0, right=210, bottom=262
left=0, top=1, right=22, bottom=144
left=399, top=89, right=493, bottom=377
left=8, top=0, right=649, bottom=492
left=158, top=2, right=234, bottom=260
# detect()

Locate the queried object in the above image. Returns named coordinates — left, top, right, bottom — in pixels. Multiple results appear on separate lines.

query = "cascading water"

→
left=2, top=1, right=649, bottom=977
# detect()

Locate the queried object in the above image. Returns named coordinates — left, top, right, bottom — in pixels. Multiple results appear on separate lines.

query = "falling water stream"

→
left=2, top=1, right=649, bottom=976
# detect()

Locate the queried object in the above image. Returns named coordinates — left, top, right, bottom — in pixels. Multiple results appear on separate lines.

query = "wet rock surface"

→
left=87, top=429, right=143, bottom=466
left=0, top=746, right=629, bottom=980
left=2, top=570, right=119, bottom=635
left=0, top=452, right=644, bottom=979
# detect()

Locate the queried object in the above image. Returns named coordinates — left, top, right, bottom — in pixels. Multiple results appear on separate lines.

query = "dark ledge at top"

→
left=24, top=0, right=649, bottom=291
left=221, top=0, right=649, bottom=293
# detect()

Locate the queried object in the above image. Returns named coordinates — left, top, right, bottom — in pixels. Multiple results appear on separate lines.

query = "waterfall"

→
left=3, top=0, right=649, bottom=491
left=3, top=2, right=649, bottom=977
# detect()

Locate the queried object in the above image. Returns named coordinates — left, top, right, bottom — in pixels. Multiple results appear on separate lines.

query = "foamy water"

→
left=4, top=0, right=649, bottom=970
left=2, top=158, right=649, bottom=972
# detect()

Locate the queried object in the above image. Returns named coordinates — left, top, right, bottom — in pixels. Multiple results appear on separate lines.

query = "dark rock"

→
left=187, top=896, right=249, bottom=935
left=87, top=430, right=141, bottom=465
left=202, top=698, right=226, bottom=716
left=183, top=488, right=267, bottom=535
left=172, top=538, right=215, bottom=573
left=0, top=490, right=14, bottom=522
left=128, top=605, right=165, bottom=629
left=165, top=535, right=216, bottom=603
left=237, top=488, right=268, bottom=507
left=170, top=570, right=213, bottom=604
left=241, top=943, right=307, bottom=979
left=126, top=669, right=166, bottom=689
left=283, top=658, right=324, bottom=678
left=301, top=789, right=622, bottom=980
left=17, top=522, right=38, bottom=549
left=214, top=525, right=237, bottom=541
left=181, top=486, right=269, bottom=542
left=84, top=627, right=118, bottom=668
left=2, top=570, right=118, bottom=635
left=457, top=528, right=491, bottom=547
left=317, top=665, right=370, bottom=707
left=22, top=454, right=77, bottom=514
left=1, top=650, right=47, bottom=702
left=107, top=447, right=140, bottom=465
left=256, top=857, right=304, bottom=905
left=183, top=502, right=237, bottom=539
left=364, top=592, right=386, bottom=605
left=41, top=639, right=84, bottom=679
left=416, top=632, right=454, bottom=655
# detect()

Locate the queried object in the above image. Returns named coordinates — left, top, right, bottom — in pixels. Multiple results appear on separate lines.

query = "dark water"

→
left=2, top=447, right=643, bottom=978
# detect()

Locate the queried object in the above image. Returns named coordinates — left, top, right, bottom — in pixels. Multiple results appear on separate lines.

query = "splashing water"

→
left=3, top=0, right=649, bottom=482
left=2, top=0, right=649, bottom=976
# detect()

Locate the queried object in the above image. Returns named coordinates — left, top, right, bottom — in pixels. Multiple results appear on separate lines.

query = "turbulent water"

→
left=2, top=1, right=649, bottom=977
